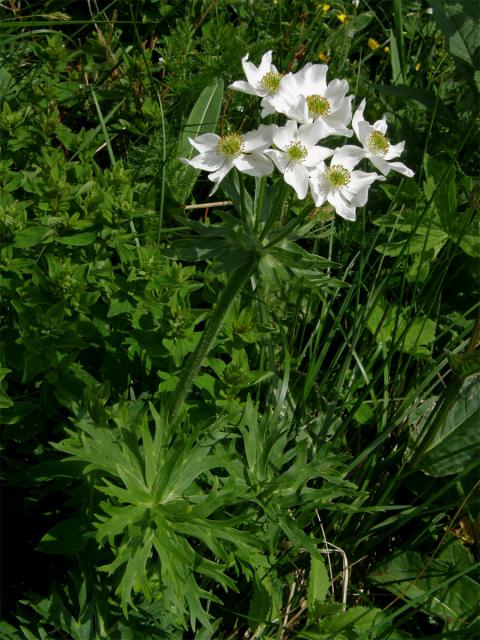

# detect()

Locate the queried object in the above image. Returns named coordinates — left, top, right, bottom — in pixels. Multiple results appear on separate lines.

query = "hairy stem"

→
left=169, top=260, right=255, bottom=423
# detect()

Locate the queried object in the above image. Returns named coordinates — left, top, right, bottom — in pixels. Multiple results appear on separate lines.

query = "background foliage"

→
left=0, top=0, right=479, bottom=638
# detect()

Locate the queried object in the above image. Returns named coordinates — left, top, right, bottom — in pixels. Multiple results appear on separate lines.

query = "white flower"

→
left=264, top=120, right=333, bottom=199
left=309, top=145, right=384, bottom=220
left=271, top=63, right=353, bottom=139
left=229, top=51, right=285, bottom=117
left=181, top=125, right=275, bottom=194
left=352, top=99, right=414, bottom=177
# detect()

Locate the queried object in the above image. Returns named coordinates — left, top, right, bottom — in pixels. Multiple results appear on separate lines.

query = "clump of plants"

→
left=1, top=1, right=479, bottom=638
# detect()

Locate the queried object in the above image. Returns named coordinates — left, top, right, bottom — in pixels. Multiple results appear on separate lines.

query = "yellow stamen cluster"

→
left=286, top=141, right=308, bottom=164
left=306, top=94, right=331, bottom=119
left=366, top=130, right=389, bottom=155
left=325, top=164, right=351, bottom=188
left=217, top=134, right=244, bottom=159
left=260, top=71, right=283, bottom=94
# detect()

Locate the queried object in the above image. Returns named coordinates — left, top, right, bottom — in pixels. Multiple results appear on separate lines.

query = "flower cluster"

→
left=182, top=51, right=414, bottom=220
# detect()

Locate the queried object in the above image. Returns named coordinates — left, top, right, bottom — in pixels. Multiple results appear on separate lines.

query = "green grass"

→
left=0, top=0, right=479, bottom=638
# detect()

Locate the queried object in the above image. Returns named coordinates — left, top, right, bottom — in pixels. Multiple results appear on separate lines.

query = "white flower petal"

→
left=323, top=120, right=353, bottom=138
left=331, top=145, right=365, bottom=170
left=345, top=170, right=381, bottom=205
left=328, top=191, right=357, bottom=220
left=242, top=56, right=262, bottom=88
left=308, top=119, right=332, bottom=141
left=352, top=98, right=367, bottom=140
left=273, top=120, right=298, bottom=150
left=297, top=122, right=324, bottom=148
left=264, top=149, right=289, bottom=173
left=309, top=172, right=329, bottom=206
left=228, top=80, right=257, bottom=95
left=325, top=78, right=349, bottom=101
left=303, top=63, right=328, bottom=93
left=373, top=119, right=388, bottom=135
left=328, top=94, right=352, bottom=122
left=284, top=164, right=309, bottom=199
left=369, top=155, right=392, bottom=176
left=243, top=124, right=276, bottom=152
left=386, top=161, right=414, bottom=177
left=257, top=50, right=274, bottom=80
left=304, top=145, right=333, bottom=167
left=207, top=161, right=234, bottom=194
left=234, top=153, right=273, bottom=176
left=277, top=72, right=298, bottom=98
left=260, top=97, right=277, bottom=117
left=384, top=140, right=405, bottom=160
left=357, top=120, right=372, bottom=146
left=188, top=150, right=223, bottom=171
left=188, top=133, right=219, bottom=152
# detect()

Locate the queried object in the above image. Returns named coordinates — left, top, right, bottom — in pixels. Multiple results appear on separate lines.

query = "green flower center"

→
left=366, top=130, right=389, bottom=155
left=286, top=141, right=308, bottom=164
left=325, top=164, right=351, bottom=188
left=217, top=134, right=244, bottom=159
left=260, top=71, right=283, bottom=94
left=306, top=94, right=331, bottom=118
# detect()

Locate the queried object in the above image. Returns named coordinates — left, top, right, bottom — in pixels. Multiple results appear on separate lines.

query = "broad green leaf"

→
left=169, top=79, right=224, bottom=203
left=375, top=228, right=448, bottom=257
left=420, top=374, right=480, bottom=476
left=13, top=225, right=56, bottom=248
left=37, top=518, right=87, bottom=555
left=423, top=155, right=458, bottom=233
left=369, top=550, right=480, bottom=626
left=372, top=83, right=437, bottom=110
left=367, top=297, right=436, bottom=357
left=307, top=555, right=330, bottom=622
left=428, top=1, right=480, bottom=75
left=460, top=232, right=480, bottom=257
left=57, top=231, right=97, bottom=246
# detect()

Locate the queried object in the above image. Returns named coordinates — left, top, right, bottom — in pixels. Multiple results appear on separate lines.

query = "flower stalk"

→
left=169, top=260, right=256, bottom=424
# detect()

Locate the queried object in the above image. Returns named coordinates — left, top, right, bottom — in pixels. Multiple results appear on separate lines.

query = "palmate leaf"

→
left=55, top=400, right=266, bottom=630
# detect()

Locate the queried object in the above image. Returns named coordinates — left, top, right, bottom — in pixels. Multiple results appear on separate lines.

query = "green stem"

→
left=156, top=90, right=166, bottom=245
left=238, top=171, right=248, bottom=226
left=259, top=182, right=289, bottom=242
left=169, top=260, right=255, bottom=424
left=254, top=176, right=267, bottom=232
left=263, top=203, right=311, bottom=250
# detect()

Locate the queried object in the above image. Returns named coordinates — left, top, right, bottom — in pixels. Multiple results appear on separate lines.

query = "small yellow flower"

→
left=368, top=38, right=381, bottom=51
left=415, top=62, right=421, bottom=71
left=321, top=3, right=331, bottom=12
left=337, top=13, right=348, bottom=23
left=383, top=46, right=390, bottom=53
left=318, top=52, right=330, bottom=62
